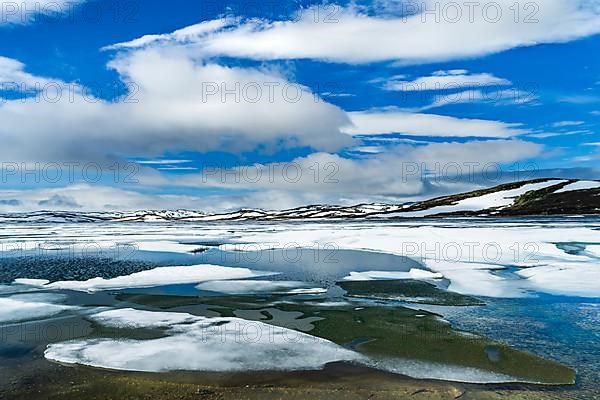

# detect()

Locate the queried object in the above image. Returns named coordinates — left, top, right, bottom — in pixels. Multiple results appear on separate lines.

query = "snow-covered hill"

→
left=0, top=179, right=598, bottom=223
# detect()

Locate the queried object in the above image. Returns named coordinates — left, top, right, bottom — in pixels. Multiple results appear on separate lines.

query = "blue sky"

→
left=0, top=0, right=599, bottom=211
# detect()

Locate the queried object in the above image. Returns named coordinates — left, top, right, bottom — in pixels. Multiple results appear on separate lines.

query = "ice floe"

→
left=91, top=308, right=201, bottom=329
left=0, top=294, right=75, bottom=323
left=287, top=288, right=328, bottom=294
left=370, top=358, right=520, bottom=384
left=20, top=265, right=277, bottom=292
left=133, top=240, right=206, bottom=254
left=423, top=260, right=531, bottom=298
left=45, top=308, right=362, bottom=372
left=13, top=279, right=51, bottom=286
left=196, top=280, right=325, bottom=295
left=0, top=239, right=123, bottom=254
left=342, top=269, right=443, bottom=281
left=516, top=263, right=600, bottom=298
left=423, top=259, right=600, bottom=298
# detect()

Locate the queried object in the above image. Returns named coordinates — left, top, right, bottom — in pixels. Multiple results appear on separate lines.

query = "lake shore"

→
left=2, top=358, right=579, bottom=400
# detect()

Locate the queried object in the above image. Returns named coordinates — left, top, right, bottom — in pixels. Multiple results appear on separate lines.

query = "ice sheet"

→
left=7, top=220, right=600, bottom=298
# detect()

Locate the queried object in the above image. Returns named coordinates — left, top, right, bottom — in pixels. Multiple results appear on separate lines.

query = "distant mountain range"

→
left=1, top=179, right=599, bottom=223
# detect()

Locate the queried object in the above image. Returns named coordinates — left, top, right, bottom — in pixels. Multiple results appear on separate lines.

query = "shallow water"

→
left=0, top=220, right=599, bottom=398
left=421, top=296, right=600, bottom=396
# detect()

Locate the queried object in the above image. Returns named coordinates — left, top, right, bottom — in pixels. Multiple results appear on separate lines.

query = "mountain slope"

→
left=0, top=179, right=598, bottom=223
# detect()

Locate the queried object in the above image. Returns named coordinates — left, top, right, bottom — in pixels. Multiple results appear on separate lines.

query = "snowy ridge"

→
left=0, top=179, right=598, bottom=223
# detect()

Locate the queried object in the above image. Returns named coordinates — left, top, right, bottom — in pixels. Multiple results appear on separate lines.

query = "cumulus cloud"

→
left=342, top=109, right=529, bottom=137
left=0, top=51, right=353, bottom=162
left=107, top=1, right=600, bottom=64
left=0, top=51, right=536, bottom=167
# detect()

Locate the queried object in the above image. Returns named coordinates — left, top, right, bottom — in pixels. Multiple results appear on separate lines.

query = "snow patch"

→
left=401, top=180, right=567, bottom=217
left=554, top=181, right=600, bottom=193
left=45, top=308, right=362, bottom=372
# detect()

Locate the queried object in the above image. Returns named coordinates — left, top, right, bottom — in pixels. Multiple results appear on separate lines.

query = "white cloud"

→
left=0, top=184, right=210, bottom=212
left=551, top=120, right=585, bottom=128
left=571, top=155, right=596, bottom=162
left=418, top=88, right=539, bottom=110
left=342, top=109, right=529, bottom=138
left=0, top=139, right=543, bottom=211
left=107, top=1, right=600, bottom=64
left=0, top=56, right=56, bottom=87
left=558, top=95, right=600, bottom=104
left=0, top=52, right=536, bottom=172
left=347, top=146, right=385, bottom=154
left=156, top=167, right=199, bottom=171
left=139, top=140, right=543, bottom=205
left=103, top=19, right=229, bottom=50
left=0, top=51, right=353, bottom=162
left=384, top=70, right=511, bottom=91
left=136, top=159, right=193, bottom=165
left=529, top=130, right=593, bottom=139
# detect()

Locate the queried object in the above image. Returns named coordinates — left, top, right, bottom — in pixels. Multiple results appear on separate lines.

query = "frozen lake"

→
left=1, top=218, right=599, bottom=398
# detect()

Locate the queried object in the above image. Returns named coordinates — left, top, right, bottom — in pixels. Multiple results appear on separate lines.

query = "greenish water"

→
left=420, top=297, right=600, bottom=396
